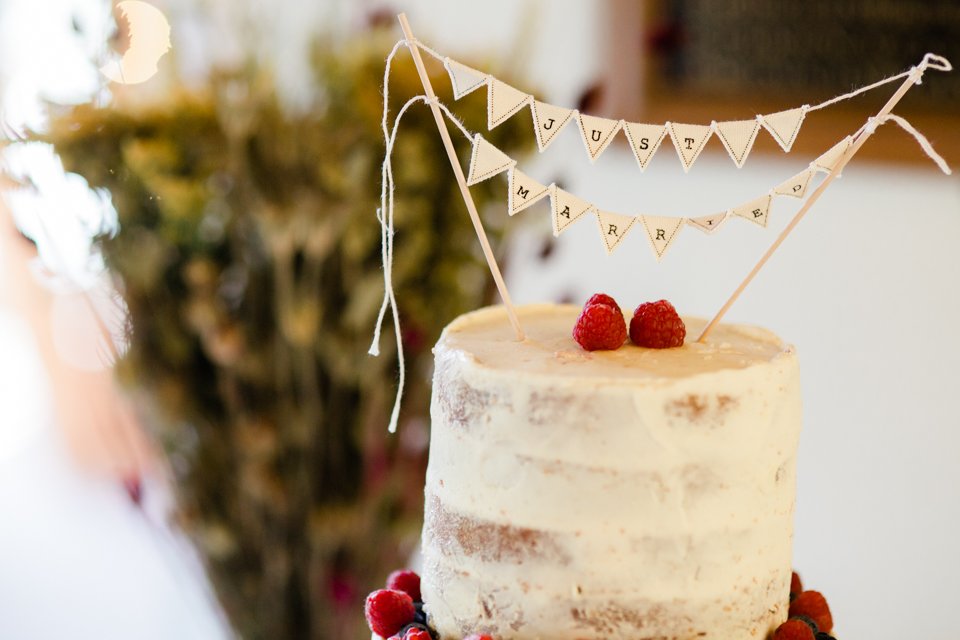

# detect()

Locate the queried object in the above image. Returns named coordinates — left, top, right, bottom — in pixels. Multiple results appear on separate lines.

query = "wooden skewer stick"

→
left=396, top=13, right=525, bottom=341
left=697, top=63, right=928, bottom=343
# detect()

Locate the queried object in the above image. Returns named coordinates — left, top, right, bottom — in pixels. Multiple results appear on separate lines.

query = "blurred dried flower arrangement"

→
left=39, top=29, right=530, bottom=640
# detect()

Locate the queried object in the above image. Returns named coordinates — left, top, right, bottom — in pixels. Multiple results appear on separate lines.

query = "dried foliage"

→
left=43, top=34, right=530, bottom=639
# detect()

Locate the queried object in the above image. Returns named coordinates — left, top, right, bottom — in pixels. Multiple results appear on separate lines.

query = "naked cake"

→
left=419, top=303, right=802, bottom=639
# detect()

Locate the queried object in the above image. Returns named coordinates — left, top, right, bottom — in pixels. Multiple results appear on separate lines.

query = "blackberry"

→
left=790, top=614, right=819, bottom=634
left=413, top=601, right=427, bottom=625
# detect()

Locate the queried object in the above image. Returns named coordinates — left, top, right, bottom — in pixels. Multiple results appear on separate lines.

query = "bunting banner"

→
left=595, top=210, right=637, bottom=254
left=531, top=100, right=575, bottom=151
left=760, top=107, right=807, bottom=152
left=669, top=122, right=713, bottom=172
left=714, top=119, right=761, bottom=168
left=466, top=134, right=515, bottom=185
left=507, top=168, right=550, bottom=216
left=639, top=215, right=686, bottom=261
left=444, top=58, right=487, bottom=99
left=462, top=133, right=842, bottom=259
left=731, top=194, right=773, bottom=228
left=578, top=113, right=623, bottom=162
left=814, top=136, right=853, bottom=173
left=551, top=187, right=594, bottom=236
left=622, top=122, right=668, bottom=171
left=487, top=78, right=530, bottom=129
left=687, top=211, right=728, bottom=234
left=438, top=53, right=943, bottom=173
left=774, top=168, right=815, bottom=198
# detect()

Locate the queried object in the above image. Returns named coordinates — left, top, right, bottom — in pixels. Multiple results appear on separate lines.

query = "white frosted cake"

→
left=420, top=304, right=802, bottom=639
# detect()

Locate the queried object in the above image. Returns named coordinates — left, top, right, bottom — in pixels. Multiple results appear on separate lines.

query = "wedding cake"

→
left=419, top=303, right=802, bottom=639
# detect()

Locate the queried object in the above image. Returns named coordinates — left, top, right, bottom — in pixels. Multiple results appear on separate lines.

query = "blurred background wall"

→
left=1, top=1, right=958, bottom=639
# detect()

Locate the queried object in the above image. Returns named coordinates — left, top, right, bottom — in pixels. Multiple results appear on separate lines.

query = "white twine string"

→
left=369, top=39, right=479, bottom=434
left=863, top=113, right=952, bottom=175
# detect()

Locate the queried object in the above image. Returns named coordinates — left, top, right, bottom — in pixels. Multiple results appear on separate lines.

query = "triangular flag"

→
left=640, top=215, right=685, bottom=261
left=551, top=186, right=594, bottom=236
left=445, top=58, right=487, bottom=99
left=731, top=194, right=773, bottom=227
left=507, top=168, right=550, bottom=216
left=686, top=212, right=728, bottom=234
left=595, top=210, right=637, bottom=255
left=714, top=119, right=761, bottom=167
left=774, top=168, right=815, bottom=198
left=760, top=107, right=806, bottom=152
left=487, top=78, right=530, bottom=129
left=531, top=101, right=576, bottom=151
left=466, top=134, right=515, bottom=186
left=577, top=114, right=623, bottom=162
left=814, top=136, right=852, bottom=173
left=668, top=122, right=712, bottom=172
left=622, top=122, right=667, bottom=171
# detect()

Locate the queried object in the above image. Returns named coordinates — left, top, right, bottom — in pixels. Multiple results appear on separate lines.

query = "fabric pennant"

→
left=814, top=136, right=853, bottom=173
left=487, top=78, right=531, bottom=129
left=640, top=215, right=685, bottom=261
left=686, top=212, right=728, bottom=234
left=507, top=168, right=550, bottom=216
left=774, top=168, right=815, bottom=198
left=466, top=134, right=515, bottom=186
left=714, top=119, right=761, bottom=168
left=577, top=114, right=623, bottom=162
left=731, top=194, right=773, bottom=227
left=551, top=186, right=594, bottom=236
left=531, top=100, right=576, bottom=151
left=760, top=107, right=806, bottom=152
left=444, top=58, right=487, bottom=99
left=668, top=122, right=712, bottom=172
left=623, top=122, right=667, bottom=171
left=595, top=210, right=637, bottom=255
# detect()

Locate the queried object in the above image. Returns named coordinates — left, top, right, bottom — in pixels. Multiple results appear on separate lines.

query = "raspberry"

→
left=386, top=569, right=422, bottom=601
left=629, top=300, right=686, bottom=348
left=402, top=629, right=431, bottom=640
left=365, top=589, right=416, bottom=638
left=789, top=591, right=833, bottom=633
left=790, top=571, right=803, bottom=600
left=773, top=618, right=815, bottom=640
left=463, top=635, right=494, bottom=640
left=585, top=293, right=618, bottom=309
left=573, top=302, right=626, bottom=351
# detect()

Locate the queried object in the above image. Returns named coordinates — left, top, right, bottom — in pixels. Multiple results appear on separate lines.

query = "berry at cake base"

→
left=408, top=302, right=802, bottom=639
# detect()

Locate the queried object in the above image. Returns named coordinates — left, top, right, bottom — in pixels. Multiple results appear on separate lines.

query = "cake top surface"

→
left=436, top=303, right=793, bottom=380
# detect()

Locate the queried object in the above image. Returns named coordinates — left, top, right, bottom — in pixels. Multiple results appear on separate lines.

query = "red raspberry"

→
left=403, top=629, right=431, bottom=640
left=789, top=590, right=833, bottom=633
left=463, top=635, right=494, bottom=640
left=364, top=589, right=415, bottom=637
left=629, top=300, right=686, bottom=348
left=386, top=569, right=421, bottom=601
left=790, top=571, right=803, bottom=599
left=585, top=293, right=618, bottom=309
left=573, top=302, right=626, bottom=351
left=773, top=618, right=815, bottom=640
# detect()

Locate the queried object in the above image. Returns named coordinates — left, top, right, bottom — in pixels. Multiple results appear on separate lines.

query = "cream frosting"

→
left=421, top=304, right=803, bottom=639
